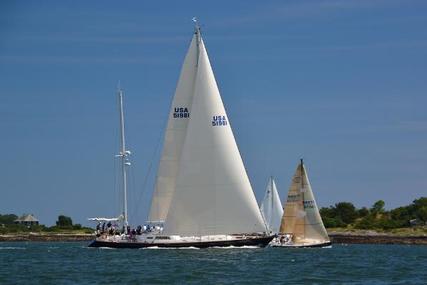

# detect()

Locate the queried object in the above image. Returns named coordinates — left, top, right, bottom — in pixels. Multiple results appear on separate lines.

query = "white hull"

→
left=269, top=237, right=331, bottom=248
left=89, top=233, right=274, bottom=248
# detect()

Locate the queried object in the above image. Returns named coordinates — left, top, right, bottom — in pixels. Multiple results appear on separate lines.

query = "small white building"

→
left=14, top=214, right=39, bottom=226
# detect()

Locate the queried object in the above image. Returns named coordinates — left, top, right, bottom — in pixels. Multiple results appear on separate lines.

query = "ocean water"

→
left=0, top=242, right=426, bottom=284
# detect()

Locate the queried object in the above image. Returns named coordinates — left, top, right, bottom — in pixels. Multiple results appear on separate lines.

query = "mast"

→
left=117, top=85, right=131, bottom=229
left=300, top=158, right=305, bottom=239
left=193, top=17, right=201, bottom=65
left=270, top=176, right=274, bottom=232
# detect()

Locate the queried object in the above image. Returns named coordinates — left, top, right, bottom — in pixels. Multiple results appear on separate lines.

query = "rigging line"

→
left=112, top=94, right=121, bottom=218
left=125, top=128, right=138, bottom=224
left=301, top=162, right=306, bottom=240
left=122, top=117, right=136, bottom=224
left=114, top=154, right=120, bottom=217
left=128, top=154, right=142, bottom=223
left=133, top=62, right=187, bottom=221
left=132, top=23, right=202, bottom=221
left=133, top=131, right=161, bottom=220
left=128, top=157, right=136, bottom=224
left=130, top=111, right=168, bottom=221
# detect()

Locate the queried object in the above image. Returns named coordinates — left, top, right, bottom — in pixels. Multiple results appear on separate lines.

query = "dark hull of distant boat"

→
left=88, top=236, right=274, bottom=249
left=271, top=241, right=332, bottom=248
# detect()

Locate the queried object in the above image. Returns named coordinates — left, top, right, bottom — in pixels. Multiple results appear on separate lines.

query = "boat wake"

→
left=0, top=247, right=26, bottom=250
left=142, top=245, right=260, bottom=250
left=143, top=246, right=200, bottom=250
left=210, top=245, right=260, bottom=249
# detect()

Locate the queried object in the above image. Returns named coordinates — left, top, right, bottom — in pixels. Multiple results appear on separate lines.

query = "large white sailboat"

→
left=89, top=21, right=273, bottom=248
left=271, top=159, right=331, bottom=248
left=260, top=177, right=283, bottom=234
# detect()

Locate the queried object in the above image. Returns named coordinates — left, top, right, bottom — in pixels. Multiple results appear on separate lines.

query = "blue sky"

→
left=1, top=0, right=426, bottom=226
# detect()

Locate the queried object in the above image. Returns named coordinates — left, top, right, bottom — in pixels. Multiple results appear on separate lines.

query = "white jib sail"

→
left=148, top=35, right=198, bottom=223
left=163, top=34, right=266, bottom=236
left=260, top=177, right=283, bottom=234
left=280, top=161, right=329, bottom=243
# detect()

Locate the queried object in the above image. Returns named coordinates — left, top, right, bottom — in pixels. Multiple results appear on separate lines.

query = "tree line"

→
left=2, top=198, right=427, bottom=233
left=320, top=197, right=427, bottom=230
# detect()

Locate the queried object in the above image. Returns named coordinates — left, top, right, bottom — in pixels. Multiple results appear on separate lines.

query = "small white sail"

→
left=163, top=34, right=266, bottom=236
left=280, top=160, right=329, bottom=245
left=260, top=177, right=283, bottom=234
left=148, top=35, right=198, bottom=223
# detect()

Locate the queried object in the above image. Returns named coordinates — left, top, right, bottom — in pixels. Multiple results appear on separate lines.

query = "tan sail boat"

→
left=272, top=159, right=331, bottom=247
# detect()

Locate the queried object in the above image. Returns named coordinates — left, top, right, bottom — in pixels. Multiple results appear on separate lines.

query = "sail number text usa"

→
left=173, top=107, right=190, bottom=118
left=212, top=115, right=228, bottom=126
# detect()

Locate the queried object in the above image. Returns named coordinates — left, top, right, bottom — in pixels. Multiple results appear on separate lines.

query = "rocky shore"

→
left=329, top=230, right=427, bottom=245
left=0, top=233, right=94, bottom=242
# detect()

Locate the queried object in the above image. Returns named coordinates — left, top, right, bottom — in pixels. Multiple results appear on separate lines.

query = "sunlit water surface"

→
left=1, top=242, right=426, bottom=284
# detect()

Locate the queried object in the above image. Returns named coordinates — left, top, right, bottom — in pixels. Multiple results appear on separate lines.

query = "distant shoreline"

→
left=329, top=233, right=427, bottom=245
left=0, top=233, right=94, bottom=242
left=1, top=232, right=426, bottom=245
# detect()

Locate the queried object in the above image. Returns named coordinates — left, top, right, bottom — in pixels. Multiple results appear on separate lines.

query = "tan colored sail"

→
left=280, top=160, right=329, bottom=244
left=280, top=164, right=305, bottom=240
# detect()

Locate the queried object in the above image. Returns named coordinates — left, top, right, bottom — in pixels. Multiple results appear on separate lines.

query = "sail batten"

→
left=163, top=36, right=266, bottom=236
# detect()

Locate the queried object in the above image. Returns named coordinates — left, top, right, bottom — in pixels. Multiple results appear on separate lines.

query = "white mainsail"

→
left=260, top=177, right=283, bottom=234
left=280, top=160, right=329, bottom=244
left=148, top=36, right=198, bottom=223
left=163, top=30, right=266, bottom=236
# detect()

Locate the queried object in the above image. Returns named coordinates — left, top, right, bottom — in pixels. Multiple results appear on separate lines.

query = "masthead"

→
left=192, top=17, right=201, bottom=35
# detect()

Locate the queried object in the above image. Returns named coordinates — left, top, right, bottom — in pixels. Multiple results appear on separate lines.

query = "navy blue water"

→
left=1, top=242, right=426, bottom=284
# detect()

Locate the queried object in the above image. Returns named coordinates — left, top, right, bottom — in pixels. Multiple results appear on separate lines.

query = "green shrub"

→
left=0, top=214, right=18, bottom=225
left=72, top=224, right=82, bottom=230
left=357, top=207, right=370, bottom=218
left=56, top=215, right=73, bottom=228
left=354, top=215, right=376, bottom=229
